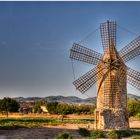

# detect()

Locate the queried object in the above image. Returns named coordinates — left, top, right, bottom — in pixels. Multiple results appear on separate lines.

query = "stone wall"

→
left=95, top=108, right=129, bottom=130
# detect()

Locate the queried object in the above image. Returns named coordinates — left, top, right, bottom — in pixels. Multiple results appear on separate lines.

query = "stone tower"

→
left=94, top=43, right=129, bottom=130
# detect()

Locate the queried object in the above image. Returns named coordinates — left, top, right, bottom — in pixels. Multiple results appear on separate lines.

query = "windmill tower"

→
left=70, top=20, right=140, bottom=130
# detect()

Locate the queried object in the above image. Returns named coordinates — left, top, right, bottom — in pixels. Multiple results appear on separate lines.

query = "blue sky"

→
left=0, top=1, right=140, bottom=98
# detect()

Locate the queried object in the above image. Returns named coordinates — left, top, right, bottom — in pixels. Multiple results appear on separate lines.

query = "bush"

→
left=91, top=130, right=105, bottom=139
left=46, top=102, right=96, bottom=115
left=136, top=113, right=140, bottom=119
left=78, top=128, right=90, bottom=137
left=132, top=135, right=140, bottom=139
left=116, top=130, right=132, bottom=137
left=56, top=132, right=73, bottom=139
left=34, top=104, right=42, bottom=113
left=127, top=98, right=140, bottom=117
left=107, top=130, right=120, bottom=139
left=46, top=102, right=58, bottom=114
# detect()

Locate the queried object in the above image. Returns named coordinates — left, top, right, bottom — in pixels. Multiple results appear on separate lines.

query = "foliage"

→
left=0, top=97, right=19, bottom=117
left=107, top=130, right=120, bottom=139
left=46, top=102, right=96, bottom=115
left=55, top=132, right=73, bottom=139
left=136, top=112, right=140, bottom=119
left=78, top=128, right=90, bottom=137
left=127, top=98, right=140, bottom=117
left=132, top=135, right=140, bottom=139
left=130, top=129, right=140, bottom=137
left=90, top=129, right=105, bottom=139
left=56, top=103, right=75, bottom=115
left=0, top=117, right=94, bottom=129
left=116, top=129, right=132, bottom=137
left=76, top=105, right=95, bottom=115
left=46, top=102, right=58, bottom=114
left=34, top=102, right=42, bottom=113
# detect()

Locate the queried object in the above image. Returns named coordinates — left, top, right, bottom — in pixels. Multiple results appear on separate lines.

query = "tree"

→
left=46, top=102, right=58, bottom=114
left=127, top=98, right=140, bottom=117
left=0, top=97, right=19, bottom=117
left=34, top=101, right=42, bottom=113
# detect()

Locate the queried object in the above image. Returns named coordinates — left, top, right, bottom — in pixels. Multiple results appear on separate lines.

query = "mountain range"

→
left=12, top=93, right=140, bottom=105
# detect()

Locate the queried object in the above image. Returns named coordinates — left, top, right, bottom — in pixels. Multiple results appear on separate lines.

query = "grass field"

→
left=0, top=113, right=140, bottom=139
left=0, top=113, right=94, bottom=129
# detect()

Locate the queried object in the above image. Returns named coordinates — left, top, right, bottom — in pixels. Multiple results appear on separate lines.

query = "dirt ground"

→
left=0, top=121, right=140, bottom=139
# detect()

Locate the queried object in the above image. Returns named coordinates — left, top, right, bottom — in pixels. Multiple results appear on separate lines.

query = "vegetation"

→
left=106, top=129, right=133, bottom=139
left=136, top=113, right=140, bottom=118
left=46, top=102, right=58, bottom=114
left=127, top=98, right=140, bottom=117
left=56, top=132, right=73, bottom=139
left=107, top=130, right=120, bottom=139
left=78, top=128, right=90, bottom=137
left=34, top=101, right=42, bottom=113
left=0, top=97, right=19, bottom=117
left=132, top=135, right=140, bottom=139
left=46, top=102, right=96, bottom=115
left=116, top=129, right=132, bottom=137
left=0, top=117, right=94, bottom=129
left=0, top=114, right=140, bottom=139
left=90, top=129, right=105, bottom=139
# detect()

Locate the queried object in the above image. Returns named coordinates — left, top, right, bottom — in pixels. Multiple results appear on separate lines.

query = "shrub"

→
left=116, top=129, right=132, bottom=137
left=132, top=135, right=140, bottom=139
left=46, top=102, right=58, bottom=114
left=107, top=130, right=120, bottom=139
left=127, top=98, right=140, bottom=117
left=91, top=129, right=105, bottom=139
left=56, top=132, right=73, bottom=139
left=34, top=104, right=42, bottom=113
left=136, top=113, right=140, bottom=118
left=78, top=128, right=90, bottom=137
left=130, top=130, right=140, bottom=136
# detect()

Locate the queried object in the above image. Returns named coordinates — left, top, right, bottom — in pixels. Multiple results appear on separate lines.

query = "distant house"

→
left=40, top=106, right=49, bottom=113
left=19, top=102, right=34, bottom=114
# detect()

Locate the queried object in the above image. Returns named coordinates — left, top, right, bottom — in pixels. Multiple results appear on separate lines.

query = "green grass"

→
left=0, top=117, right=94, bottom=129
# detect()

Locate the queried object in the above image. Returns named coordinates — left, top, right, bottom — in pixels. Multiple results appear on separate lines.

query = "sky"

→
left=0, top=1, right=140, bottom=98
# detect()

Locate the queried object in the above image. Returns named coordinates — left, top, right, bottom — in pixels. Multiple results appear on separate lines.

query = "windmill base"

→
left=94, top=108, right=129, bottom=130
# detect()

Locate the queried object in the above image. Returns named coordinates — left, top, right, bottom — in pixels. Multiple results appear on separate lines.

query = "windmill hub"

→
left=70, top=20, right=140, bottom=130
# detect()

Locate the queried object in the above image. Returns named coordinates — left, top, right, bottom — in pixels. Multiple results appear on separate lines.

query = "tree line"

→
left=0, top=97, right=140, bottom=118
left=45, top=102, right=96, bottom=115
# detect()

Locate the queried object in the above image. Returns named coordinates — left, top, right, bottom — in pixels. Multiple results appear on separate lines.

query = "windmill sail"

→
left=119, top=36, right=140, bottom=63
left=127, top=67, right=140, bottom=90
left=100, top=21, right=116, bottom=53
left=70, top=43, right=103, bottom=65
left=73, top=65, right=104, bottom=93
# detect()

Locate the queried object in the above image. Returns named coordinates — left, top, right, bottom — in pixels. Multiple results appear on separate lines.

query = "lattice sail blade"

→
left=100, top=21, right=116, bottom=53
left=70, top=43, right=103, bottom=65
left=119, top=36, right=140, bottom=63
left=73, top=66, right=103, bottom=93
left=127, top=67, right=140, bottom=90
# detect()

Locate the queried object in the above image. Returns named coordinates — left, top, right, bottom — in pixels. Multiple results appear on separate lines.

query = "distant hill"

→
left=13, top=95, right=96, bottom=105
left=127, top=93, right=140, bottom=100
left=12, top=93, right=140, bottom=105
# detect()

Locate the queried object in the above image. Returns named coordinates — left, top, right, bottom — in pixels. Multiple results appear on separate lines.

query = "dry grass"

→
left=0, top=113, right=140, bottom=139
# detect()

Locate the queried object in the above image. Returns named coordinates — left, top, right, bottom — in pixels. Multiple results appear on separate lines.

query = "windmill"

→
left=70, top=20, right=140, bottom=130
